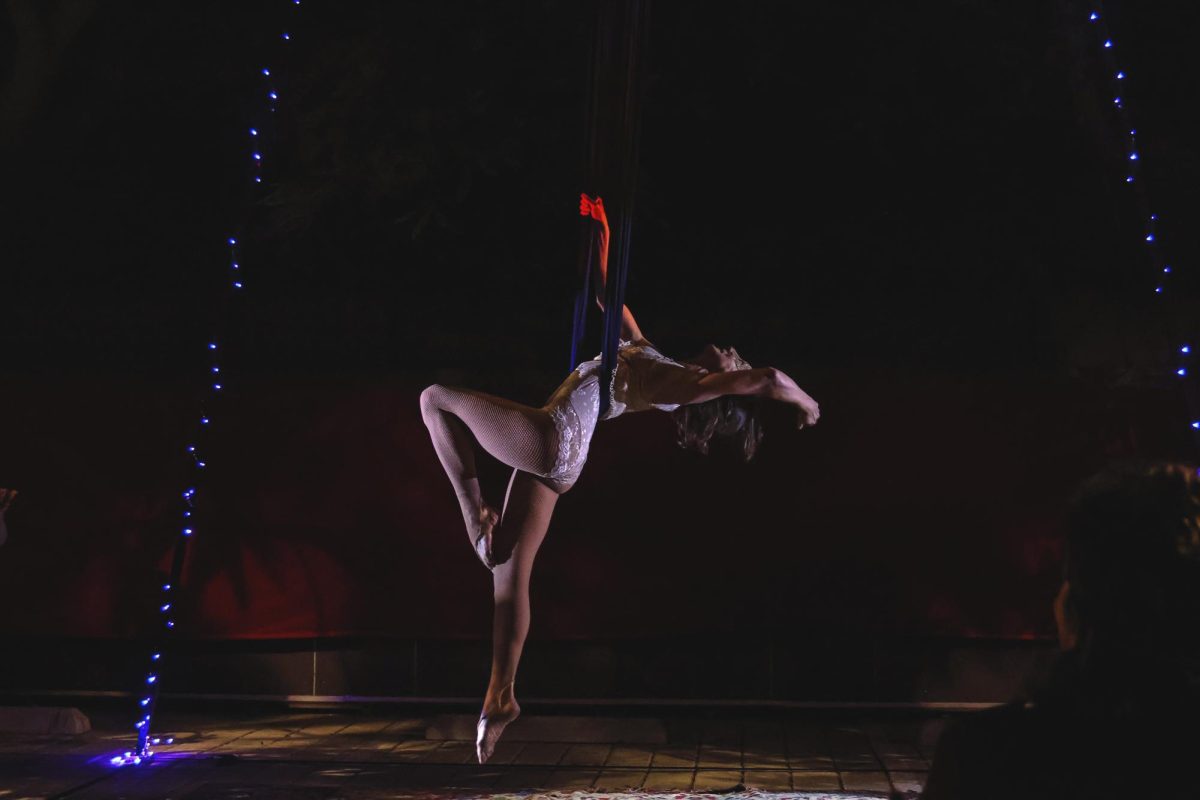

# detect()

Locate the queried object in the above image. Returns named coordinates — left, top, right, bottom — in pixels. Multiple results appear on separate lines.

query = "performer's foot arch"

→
left=476, top=681, right=520, bottom=763
left=472, top=503, right=500, bottom=571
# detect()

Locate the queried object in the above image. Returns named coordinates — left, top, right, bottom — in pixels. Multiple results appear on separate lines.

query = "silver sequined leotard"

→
left=540, top=339, right=689, bottom=490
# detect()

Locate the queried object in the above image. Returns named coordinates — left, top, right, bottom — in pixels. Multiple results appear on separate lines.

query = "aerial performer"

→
left=419, top=193, right=822, bottom=763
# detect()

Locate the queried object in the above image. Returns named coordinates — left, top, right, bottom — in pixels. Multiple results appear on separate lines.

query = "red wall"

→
left=0, top=371, right=1185, bottom=641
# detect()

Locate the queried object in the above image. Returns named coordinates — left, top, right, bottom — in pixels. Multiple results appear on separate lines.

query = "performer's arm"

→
left=580, top=193, right=647, bottom=344
left=653, top=367, right=820, bottom=428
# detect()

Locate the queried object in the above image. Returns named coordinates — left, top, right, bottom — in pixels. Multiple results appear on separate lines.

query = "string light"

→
left=111, top=0, right=303, bottom=768
left=1085, top=5, right=1197, bottom=441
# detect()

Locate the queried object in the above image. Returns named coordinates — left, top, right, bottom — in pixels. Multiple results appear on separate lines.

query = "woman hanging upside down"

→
left=419, top=193, right=821, bottom=763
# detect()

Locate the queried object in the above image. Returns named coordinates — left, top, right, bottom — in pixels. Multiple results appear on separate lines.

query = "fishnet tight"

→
left=418, top=383, right=564, bottom=715
left=418, top=384, right=556, bottom=524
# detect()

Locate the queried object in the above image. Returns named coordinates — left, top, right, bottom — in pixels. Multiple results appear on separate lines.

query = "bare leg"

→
left=476, top=469, right=564, bottom=762
left=419, top=384, right=555, bottom=566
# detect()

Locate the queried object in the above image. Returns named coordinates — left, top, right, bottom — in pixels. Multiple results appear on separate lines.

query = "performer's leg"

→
left=419, top=384, right=555, bottom=551
left=476, top=469, right=563, bottom=762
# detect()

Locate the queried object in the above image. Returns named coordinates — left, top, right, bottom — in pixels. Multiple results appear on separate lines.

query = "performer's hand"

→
left=793, top=390, right=820, bottom=430
left=769, top=368, right=820, bottom=429
left=579, top=193, right=607, bottom=224
left=0, top=488, right=16, bottom=514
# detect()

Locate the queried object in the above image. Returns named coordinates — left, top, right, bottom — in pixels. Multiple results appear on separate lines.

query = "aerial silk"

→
left=569, top=0, right=651, bottom=419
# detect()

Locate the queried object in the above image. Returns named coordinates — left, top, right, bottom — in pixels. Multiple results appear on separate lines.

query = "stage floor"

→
left=0, top=705, right=941, bottom=798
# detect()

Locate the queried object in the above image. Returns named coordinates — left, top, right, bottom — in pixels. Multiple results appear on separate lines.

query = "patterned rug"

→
left=406, top=792, right=887, bottom=800
left=180, top=787, right=893, bottom=800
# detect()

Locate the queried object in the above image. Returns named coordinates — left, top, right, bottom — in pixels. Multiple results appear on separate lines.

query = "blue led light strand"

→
left=110, top=2, right=302, bottom=767
left=1085, top=5, right=1199, bottom=446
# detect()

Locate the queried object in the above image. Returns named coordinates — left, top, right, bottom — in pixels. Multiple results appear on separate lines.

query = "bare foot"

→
left=476, top=682, right=520, bottom=764
left=470, top=503, right=500, bottom=571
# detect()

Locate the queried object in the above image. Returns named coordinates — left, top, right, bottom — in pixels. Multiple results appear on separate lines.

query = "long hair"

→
left=670, top=394, right=764, bottom=462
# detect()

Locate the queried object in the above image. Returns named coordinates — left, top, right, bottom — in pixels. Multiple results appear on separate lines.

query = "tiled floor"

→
left=0, top=707, right=944, bottom=798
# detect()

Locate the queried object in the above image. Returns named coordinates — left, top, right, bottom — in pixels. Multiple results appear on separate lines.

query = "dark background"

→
left=1, top=0, right=1198, bottom=644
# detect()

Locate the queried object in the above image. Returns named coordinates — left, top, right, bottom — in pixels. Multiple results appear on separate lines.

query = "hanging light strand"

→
left=1085, top=6, right=1199, bottom=441
left=110, top=0, right=303, bottom=767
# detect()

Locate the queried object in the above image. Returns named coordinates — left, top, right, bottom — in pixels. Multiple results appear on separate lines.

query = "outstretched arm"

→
left=580, top=194, right=647, bottom=344
left=651, top=367, right=821, bottom=429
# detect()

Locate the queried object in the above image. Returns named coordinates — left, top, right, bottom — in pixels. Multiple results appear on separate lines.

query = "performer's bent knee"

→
left=419, top=384, right=445, bottom=419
